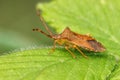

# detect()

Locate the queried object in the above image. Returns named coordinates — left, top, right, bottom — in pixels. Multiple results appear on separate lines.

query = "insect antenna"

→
left=37, top=10, right=53, bottom=36
left=33, top=28, right=52, bottom=38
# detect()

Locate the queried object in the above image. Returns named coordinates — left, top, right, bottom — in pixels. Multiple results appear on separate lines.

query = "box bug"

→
left=33, top=11, right=106, bottom=58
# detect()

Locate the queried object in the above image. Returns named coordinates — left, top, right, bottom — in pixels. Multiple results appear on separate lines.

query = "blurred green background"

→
left=0, top=0, right=53, bottom=54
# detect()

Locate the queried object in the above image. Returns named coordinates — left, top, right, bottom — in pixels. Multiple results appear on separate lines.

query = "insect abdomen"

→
left=87, top=40, right=105, bottom=52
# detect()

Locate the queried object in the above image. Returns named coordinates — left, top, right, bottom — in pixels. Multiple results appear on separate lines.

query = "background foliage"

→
left=0, top=0, right=53, bottom=54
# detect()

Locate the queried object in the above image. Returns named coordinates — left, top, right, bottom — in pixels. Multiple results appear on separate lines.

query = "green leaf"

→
left=37, top=0, right=120, bottom=79
left=0, top=49, right=116, bottom=80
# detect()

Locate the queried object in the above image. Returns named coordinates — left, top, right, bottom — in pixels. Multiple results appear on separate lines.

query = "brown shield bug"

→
left=33, top=10, right=106, bottom=58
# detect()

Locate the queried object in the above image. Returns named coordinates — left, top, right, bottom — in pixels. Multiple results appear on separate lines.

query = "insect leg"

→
left=73, top=45, right=88, bottom=58
left=52, top=40, right=56, bottom=51
left=65, top=46, right=76, bottom=58
left=49, top=40, right=57, bottom=54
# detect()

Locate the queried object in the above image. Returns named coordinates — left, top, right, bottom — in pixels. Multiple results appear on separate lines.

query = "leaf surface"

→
left=0, top=49, right=116, bottom=80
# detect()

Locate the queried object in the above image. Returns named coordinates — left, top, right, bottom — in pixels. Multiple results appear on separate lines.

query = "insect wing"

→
left=68, top=32, right=105, bottom=52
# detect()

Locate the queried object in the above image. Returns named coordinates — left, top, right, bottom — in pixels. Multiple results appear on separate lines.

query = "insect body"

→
left=33, top=11, right=105, bottom=58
